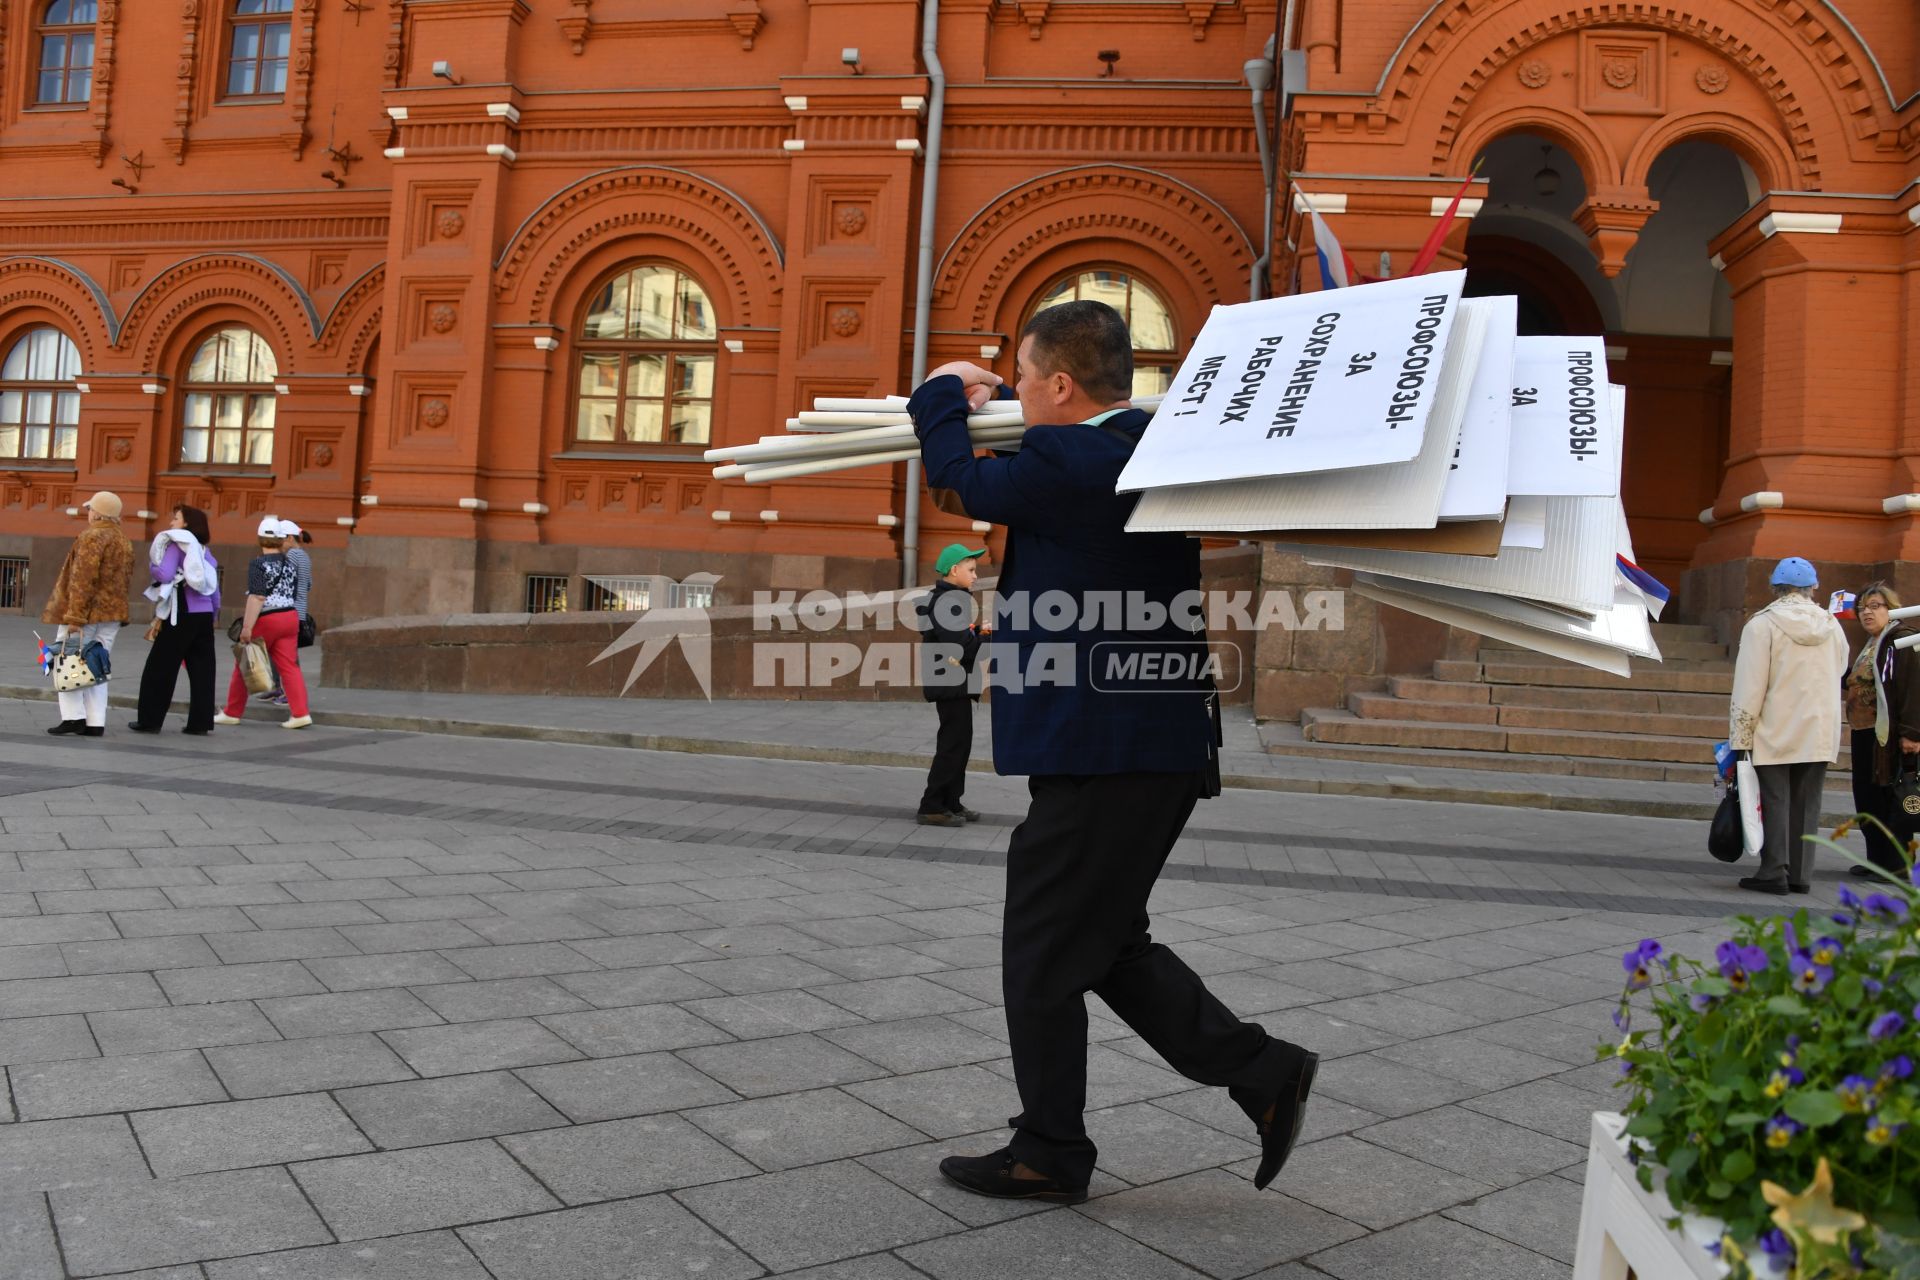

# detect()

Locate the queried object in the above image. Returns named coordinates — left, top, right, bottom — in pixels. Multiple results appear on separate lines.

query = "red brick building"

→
left=0, top=1, right=1913, bottom=690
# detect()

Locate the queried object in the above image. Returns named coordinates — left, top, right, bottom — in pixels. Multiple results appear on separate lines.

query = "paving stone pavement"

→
left=0, top=694, right=1847, bottom=1278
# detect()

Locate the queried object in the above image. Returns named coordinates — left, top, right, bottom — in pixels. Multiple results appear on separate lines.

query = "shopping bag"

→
left=1708, top=783, right=1745, bottom=862
left=50, top=637, right=96, bottom=693
left=232, top=640, right=275, bottom=695
left=1734, top=756, right=1764, bottom=858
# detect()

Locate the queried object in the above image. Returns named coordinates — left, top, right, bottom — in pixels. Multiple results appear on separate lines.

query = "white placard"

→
left=1506, top=336, right=1619, bottom=497
left=1501, top=495, right=1548, bottom=549
left=1437, top=294, right=1516, bottom=522
left=1117, top=271, right=1468, bottom=492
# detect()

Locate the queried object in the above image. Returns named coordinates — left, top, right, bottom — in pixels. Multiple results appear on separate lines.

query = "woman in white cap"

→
left=214, top=516, right=311, bottom=729
left=263, top=519, right=313, bottom=707
left=41, top=491, right=133, bottom=736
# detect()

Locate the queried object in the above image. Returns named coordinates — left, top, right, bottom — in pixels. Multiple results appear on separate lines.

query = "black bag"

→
left=1708, top=783, right=1746, bottom=862
left=1892, top=754, right=1920, bottom=828
left=297, top=616, right=317, bottom=649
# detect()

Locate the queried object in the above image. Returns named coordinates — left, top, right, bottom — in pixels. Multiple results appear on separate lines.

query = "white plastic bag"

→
left=1735, top=757, right=1764, bottom=858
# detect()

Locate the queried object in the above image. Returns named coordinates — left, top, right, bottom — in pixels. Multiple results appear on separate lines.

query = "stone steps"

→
left=1348, top=692, right=1726, bottom=740
left=1432, top=659, right=1736, bottom=695
left=1302, top=708, right=1718, bottom=764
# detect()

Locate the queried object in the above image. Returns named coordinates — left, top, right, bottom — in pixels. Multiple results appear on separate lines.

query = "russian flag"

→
left=1828, top=590, right=1857, bottom=619
left=33, top=631, right=51, bottom=676
left=1297, top=190, right=1357, bottom=290
left=1616, top=555, right=1670, bottom=620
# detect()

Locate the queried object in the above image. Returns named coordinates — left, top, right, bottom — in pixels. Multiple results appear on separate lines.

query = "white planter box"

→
left=1574, top=1112, right=1733, bottom=1280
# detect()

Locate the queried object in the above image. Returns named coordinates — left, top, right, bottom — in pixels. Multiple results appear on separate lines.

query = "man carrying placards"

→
left=908, top=300, right=1318, bottom=1204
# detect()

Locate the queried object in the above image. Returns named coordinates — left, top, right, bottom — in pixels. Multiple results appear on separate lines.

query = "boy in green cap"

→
left=916, top=543, right=987, bottom=825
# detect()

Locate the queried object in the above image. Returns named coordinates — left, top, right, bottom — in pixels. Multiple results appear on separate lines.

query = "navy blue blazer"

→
left=909, top=374, right=1212, bottom=777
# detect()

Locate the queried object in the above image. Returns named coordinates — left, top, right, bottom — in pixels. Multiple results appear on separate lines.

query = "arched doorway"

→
left=1461, top=130, right=1750, bottom=588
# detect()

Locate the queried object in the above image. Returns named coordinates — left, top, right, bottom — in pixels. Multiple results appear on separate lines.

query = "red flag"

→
left=1407, top=165, right=1481, bottom=277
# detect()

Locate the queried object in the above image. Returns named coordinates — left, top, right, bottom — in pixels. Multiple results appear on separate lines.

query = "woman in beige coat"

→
left=1727, top=556, right=1850, bottom=894
left=42, top=491, right=133, bottom=737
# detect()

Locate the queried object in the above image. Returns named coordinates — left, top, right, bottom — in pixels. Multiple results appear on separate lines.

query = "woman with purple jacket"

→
left=129, top=504, right=221, bottom=735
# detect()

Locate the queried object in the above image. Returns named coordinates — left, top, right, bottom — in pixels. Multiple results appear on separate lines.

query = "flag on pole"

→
left=1407, top=165, right=1481, bottom=277
left=1296, top=188, right=1358, bottom=290
left=1616, top=555, right=1670, bottom=620
left=32, top=631, right=51, bottom=676
left=1828, top=590, right=1857, bottom=619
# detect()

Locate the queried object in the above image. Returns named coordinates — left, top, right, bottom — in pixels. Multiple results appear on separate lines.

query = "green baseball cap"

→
left=935, top=544, right=987, bottom=575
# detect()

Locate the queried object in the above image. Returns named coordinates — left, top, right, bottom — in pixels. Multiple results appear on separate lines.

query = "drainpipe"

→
left=903, top=0, right=944, bottom=589
left=1244, top=43, right=1276, bottom=301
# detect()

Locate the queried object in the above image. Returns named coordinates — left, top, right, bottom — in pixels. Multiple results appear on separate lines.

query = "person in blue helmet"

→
left=1728, top=556, right=1849, bottom=894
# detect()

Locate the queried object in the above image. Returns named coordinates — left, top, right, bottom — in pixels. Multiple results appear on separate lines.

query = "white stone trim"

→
left=135, top=510, right=157, bottom=520
left=900, top=95, right=926, bottom=112
left=274, top=383, right=290, bottom=395
left=386, top=107, right=407, bottom=121
left=895, top=139, right=923, bottom=155
left=759, top=509, right=779, bottom=522
left=383, top=147, right=405, bottom=159
left=359, top=494, right=378, bottom=506
left=1758, top=212, right=1842, bottom=237
left=723, top=339, right=745, bottom=354
left=1738, top=491, right=1784, bottom=512
left=979, top=344, right=1001, bottom=360
left=521, top=502, right=548, bottom=516
left=458, top=497, right=488, bottom=511
left=1430, top=196, right=1482, bottom=217
left=711, top=510, right=732, bottom=522
left=485, top=144, right=516, bottom=163
left=141, top=382, right=163, bottom=395
left=1605, top=345, right=1627, bottom=362
left=970, top=521, right=991, bottom=533
left=335, top=516, right=356, bottom=527
left=532, top=337, right=560, bottom=352
left=782, top=139, right=805, bottom=152
left=73, top=381, right=89, bottom=394
left=348, top=384, right=370, bottom=396
left=1708, top=351, right=1733, bottom=367
left=1698, top=508, right=1716, bottom=525
left=876, top=514, right=898, bottom=528
left=1882, top=494, right=1920, bottom=515
left=1908, top=204, right=1920, bottom=227
left=782, top=96, right=808, bottom=112
left=486, top=102, right=520, bottom=124
left=1292, top=192, right=1347, bottom=215
left=1709, top=253, right=1726, bottom=271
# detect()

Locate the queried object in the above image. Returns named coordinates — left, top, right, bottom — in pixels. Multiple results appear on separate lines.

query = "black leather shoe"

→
left=181, top=726, right=211, bottom=736
left=46, top=720, right=85, bottom=736
left=917, top=811, right=964, bottom=827
left=1848, top=864, right=1881, bottom=878
left=951, top=806, right=983, bottom=822
left=1738, top=876, right=1790, bottom=896
left=127, top=722, right=160, bottom=734
left=80, top=726, right=105, bottom=737
left=1254, top=1047, right=1319, bottom=1190
left=1789, top=883, right=1811, bottom=894
left=938, top=1149, right=1087, bottom=1203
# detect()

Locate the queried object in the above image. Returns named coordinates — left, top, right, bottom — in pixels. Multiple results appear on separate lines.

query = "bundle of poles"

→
left=704, top=393, right=1166, bottom=484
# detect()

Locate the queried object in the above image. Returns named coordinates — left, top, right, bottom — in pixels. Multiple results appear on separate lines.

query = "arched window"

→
left=225, top=0, right=293, bottom=99
left=1029, top=268, right=1178, bottom=398
left=0, top=327, right=81, bottom=461
left=35, top=0, right=96, bottom=105
left=573, top=263, right=717, bottom=447
left=181, top=327, right=278, bottom=467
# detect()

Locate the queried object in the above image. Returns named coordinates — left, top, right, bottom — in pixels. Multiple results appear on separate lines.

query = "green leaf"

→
left=1667, top=1146, right=1698, bottom=1186
left=1707, top=1179, right=1732, bottom=1199
left=1765, top=995, right=1809, bottom=1018
left=1783, top=1091, right=1846, bottom=1129
left=1693, top=976, right=1732, bottom=997
left=1725, top=1111, right=1766, bottom=1129
left=1832, top=973, right=1864, bottom=1010
left=1719, top=1149, right=1754, bottom=1182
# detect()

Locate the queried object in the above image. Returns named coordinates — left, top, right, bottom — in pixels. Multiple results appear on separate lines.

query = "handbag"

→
left=227, top=616, right=244, bottom=644
left=232, top=639, right=275, bottom=695
left=1709, top=782, right=1746, bottom=862
left=1891, top=754, right=1920, bottom=827
left=297, top=616, right=317, bottom=649
left=49, top=636, right=97, bottom=694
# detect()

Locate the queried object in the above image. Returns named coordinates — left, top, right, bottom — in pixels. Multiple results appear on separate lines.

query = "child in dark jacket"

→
left=916, top=543, right=986, bottom=825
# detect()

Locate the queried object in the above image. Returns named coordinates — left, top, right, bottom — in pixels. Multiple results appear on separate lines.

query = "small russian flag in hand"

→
left=33, top=632, right=51, bottom=675
left=1829, top=590, right=1857, bottom=619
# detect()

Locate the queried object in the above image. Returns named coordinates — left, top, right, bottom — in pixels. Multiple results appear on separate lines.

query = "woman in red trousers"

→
left=215, top=518, right=312, bottom=729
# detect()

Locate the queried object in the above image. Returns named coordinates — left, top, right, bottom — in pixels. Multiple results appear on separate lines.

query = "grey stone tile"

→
left=1443, top=1174, right=1587, bottom=1265
left=687, top=1086, right=926, bottom=1171
left=0, top=914, right=118, bottom=945
left=52, top=1168, right=331, bottom=1274
left=1081, top=1100, right=1261, bottom=1184
left=1074, top=1043, right=1192, bottom=1109
left=438, top=942, right=595, bottom=980
left=547, top=964, right=724, bottom=1008
left=678, top=989, right=868, bottom=1040
left=899, top=1205, right=1200, bottom=1280
left=1371, top=1032, right=1573, bottom=1091
left=12, top=1049, right=227, bottom=1120
left=1313, top=991, right=1487, bottom=1038
left=1275, top=1136, right=1494, bottom=1230
left=1081, top=1168, right=1366, bottom=1276
left=203, top=1230, right=492, bottom=1280
left=458, top=1197, right=762, bottom=1280
left=844, top=1064, right=1021, bottom=1141
left=255, top=989, right=444, bottom=1038
left=907, top=935, right=1001, bottom=968
left=0, top=1115, right=149, bottom=1192
left=89, top=1003, right=281, bottom=1055
left=1333, top=947, right=1484, bottom=983
left=776, top=1254, right=930, bottom=1280
left=204, top=1033, right=416, bottom=1098
left=563, top=934, right=720, bottom=968
left=292, top=1140, right=560, bottom=1240
left=536, top=1004, right=731, bottom=1056
left=1251, top=1007, right=1401, bottom=1060
left=0, top=973, right=166, bottom=1019
left=334, top=920, right=491, bottom=953
left=407, top=977, right=587, bottom=1023
left=1151, top=1085, right=1378, bottom=1148
left=303, top=951, right=473, bottom=992
left=822, top=1015, right=1008, bottom=1074
left=802, top=942, right=950, bottom=981
left=41, top=888, right=176, bottom=915
left=676, top=953, right=842, bottom=994
left=0, top=1191, right=60, bottom=1280
left=516, top=1052, right=736, bottom=1123
left=856, top=1137, right=1070, bottom=1227
left=1310, top=1053, right=1484, bottom=1118
left=501, top=1112, right=756, bottom=1202
left=110, top=907, right=257, bottom=938
left=1307, top=1213, right=1568, bottom=1280
left=679, top=1032, right=888, bottom=1098
left=363, top=895, right=499, bottom=923
left=381, top=1019, right=584, bottom=1076
left=0, top=944, right=67, bottom=982
left=1460, top=1078, right=1608, bottom=1145
left=789, top=915, right=937, bottom=948
left=882, top=907, right=1003, bottom=939
left=1357, top=1106, right=1588, bottom=1186
left=1473, top=1013, right=1612, bottom=1066
left=156, top=962, right=326, bottom=1006
left=204, top=928, right=358, bottom=964
left=133, top=1094, right=372, bottom=1177
left=60, top=936, right=220, bottom=975
left=241, top=901, right=386, bottom=930
left=679, top=1160, right=962, bottom=1273
left=0, top=1014, right=97, bottom=1067
left=335, top=1072, right=569, bottom=1149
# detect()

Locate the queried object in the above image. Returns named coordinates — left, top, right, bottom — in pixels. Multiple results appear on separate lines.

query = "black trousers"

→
left=918, top=697, right=972, bottom=815
left=136, top=612, right=216, bottom=732
left=1850, top=727, right=1907, bottom=871
left=1002, top=771, right=1297, bottom=1185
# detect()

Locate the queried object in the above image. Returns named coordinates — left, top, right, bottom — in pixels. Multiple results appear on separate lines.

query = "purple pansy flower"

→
left=1764, top=1065, right=1804, bottom=1099
left=1758, top=1228, right=1796, bottom=1263
left=1865, top=1113, right=1906, bottom=1145
left=1837, top=886, right=1865, bottom=912
left=1837, top=1075, right=1875, bottom=1112
left=1689, top=992, right=1717, bottom=1013
left=1764, top=1114, right=1803, bottom=1148
left=1715, top=940, right=1768, bottom=990
left=1790, top=952, right=1833, bottom=995
left=1869, top=1012, right=1907, bottom=1041
left=1809, top=936, right=1844, bottom=965
left=1863, top=893, right=1910, bottom=921
left=1621, top=940, right=1662, bottom=991
left=1879, top=1055, right=1914, bottom=1085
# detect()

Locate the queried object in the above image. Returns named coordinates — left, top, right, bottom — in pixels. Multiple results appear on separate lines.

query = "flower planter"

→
left=1574, top=1112, right=1731, bottom=1280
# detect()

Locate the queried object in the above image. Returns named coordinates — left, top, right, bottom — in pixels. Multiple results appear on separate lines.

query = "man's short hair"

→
left=1021, top=300, right=1134, bottom=404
